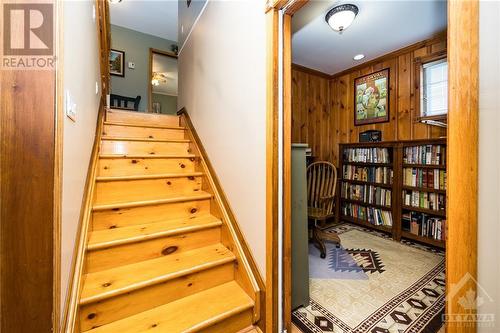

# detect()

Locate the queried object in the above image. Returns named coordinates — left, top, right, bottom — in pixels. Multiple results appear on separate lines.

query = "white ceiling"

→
left=292, top=0, right=447, bottom=75
left=152, top=53, right=178, bottom=96
left=110, top=0, right=178, bottom=42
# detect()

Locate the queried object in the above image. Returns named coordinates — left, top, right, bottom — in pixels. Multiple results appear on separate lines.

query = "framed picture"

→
left=354, top=68, right=390, bottom=126
left=109, top=49, right=125, bottom=77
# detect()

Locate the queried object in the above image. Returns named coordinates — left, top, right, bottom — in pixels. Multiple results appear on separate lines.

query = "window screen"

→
left=421, top=58, right=448, bottom=117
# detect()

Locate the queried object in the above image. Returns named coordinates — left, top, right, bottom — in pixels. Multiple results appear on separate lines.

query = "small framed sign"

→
left=109, top=49, right=125, bottom=77
left=354, top=68, right=389, bottom=126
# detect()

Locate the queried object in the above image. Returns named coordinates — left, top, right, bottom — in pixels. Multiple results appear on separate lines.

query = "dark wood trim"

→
left=292, top=63, right=331, bottom=79
left=148, top=48, right=178, bottom=113
left=177, top=108, right=266, bottom=330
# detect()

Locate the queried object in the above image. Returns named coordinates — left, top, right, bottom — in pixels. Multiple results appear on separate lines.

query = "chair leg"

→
left=313, top=227, right=327, bottom=259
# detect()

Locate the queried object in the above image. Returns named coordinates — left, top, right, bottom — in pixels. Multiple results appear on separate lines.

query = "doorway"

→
left=148, top=48, right=178, bottom=115
left=265, top=1, right=479, bottom=333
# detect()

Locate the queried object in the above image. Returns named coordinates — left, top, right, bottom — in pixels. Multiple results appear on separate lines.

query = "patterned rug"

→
left=293, top=223, right=445, bottom=333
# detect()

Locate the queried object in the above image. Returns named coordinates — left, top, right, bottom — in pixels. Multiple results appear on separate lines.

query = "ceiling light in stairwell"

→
left=108, top=0, right=122, bottom=3
left=325, top=4, right=359, bottom=32
left=353, top=54, right=365, bottom=61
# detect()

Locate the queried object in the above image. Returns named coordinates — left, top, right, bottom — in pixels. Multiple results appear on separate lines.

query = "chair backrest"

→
left=110, top=94, right=141, bottom=111
left=306, top=161, right=338, bottom=216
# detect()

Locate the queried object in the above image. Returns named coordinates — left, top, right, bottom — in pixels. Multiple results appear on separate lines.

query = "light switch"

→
left=65, top=91, right=76, bottom=122
left=128, top=62, right=135, bottom=69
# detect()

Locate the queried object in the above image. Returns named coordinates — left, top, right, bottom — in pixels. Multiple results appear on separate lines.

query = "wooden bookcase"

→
left=337, top=138, right=447, bottom=249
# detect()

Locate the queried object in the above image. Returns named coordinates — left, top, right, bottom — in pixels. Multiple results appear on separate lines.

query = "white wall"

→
left=178, top=0, right=267, bottom=275
left=60, top=0, right=101, bottom=318
left=478, top=1, right=500, bottom=331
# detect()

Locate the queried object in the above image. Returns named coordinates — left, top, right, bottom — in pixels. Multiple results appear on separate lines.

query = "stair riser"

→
left=196, top=309, right=254, bottom=333
left=79, top=263, right=234, bottom=331
left=100, top=140, right=190, bottom=155
left=86, top=227, right=221, bottom=273
left=92, top=199, right=211, bottom=230
left=106, top=110, right=179, bottom=127
left=103, top=124, right=186, bottom=140
left=97, top=157, right=197, bottom=177
left=94, top=177, right=203, bottom=206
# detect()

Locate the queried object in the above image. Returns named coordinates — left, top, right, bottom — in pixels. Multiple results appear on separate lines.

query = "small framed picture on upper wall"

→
left=110, top=49, right=125, bottom=77
left=354, top=68, right=390, bottom=126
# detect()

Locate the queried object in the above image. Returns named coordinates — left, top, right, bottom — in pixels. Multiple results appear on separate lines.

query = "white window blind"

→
left=421, top=58, right=448, bottom=117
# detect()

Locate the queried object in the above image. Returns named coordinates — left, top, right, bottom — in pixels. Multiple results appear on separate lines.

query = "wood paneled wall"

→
left=292, top=34, right=447, bottom=165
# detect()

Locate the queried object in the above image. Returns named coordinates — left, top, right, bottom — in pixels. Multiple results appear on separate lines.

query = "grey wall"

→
left=178, top=0, right=207, bottom=50
left=152, top=93, right=177, bottom=115
left=110, top=24, right=177, bottom=111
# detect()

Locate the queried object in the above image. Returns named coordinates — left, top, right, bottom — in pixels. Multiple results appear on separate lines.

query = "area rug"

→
left=293, top=223, right=445, bottom=333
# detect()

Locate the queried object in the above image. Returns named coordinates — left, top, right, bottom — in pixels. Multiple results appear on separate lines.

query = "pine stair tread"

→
left=96, top=171, right=203, bottom=182
left=99, top=153, right=197, bottom=159
left=101, top=136, right=191, bottom=143
left=92, top=191, right=213, bottom=211
left=104, top=121, right=186, bottom=130
left=80, top=244, right=235, bottom=305
left=87, top=214, right=222, bottom=251
left=83, top=281, right=254, bottom=333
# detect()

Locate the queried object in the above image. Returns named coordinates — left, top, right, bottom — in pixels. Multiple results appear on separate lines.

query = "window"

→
left=421, top=58, right=448, bottom=117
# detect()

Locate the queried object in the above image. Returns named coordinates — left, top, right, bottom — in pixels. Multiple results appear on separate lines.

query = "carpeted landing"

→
left=292, top=223, right=445, bottom=333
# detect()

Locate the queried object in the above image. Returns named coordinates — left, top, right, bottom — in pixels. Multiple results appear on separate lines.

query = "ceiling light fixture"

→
left=108, top=0, right=122, bottom=4
left=353, top=54, right=365, bottom=61
left=325, top=4, right=359, bottom=32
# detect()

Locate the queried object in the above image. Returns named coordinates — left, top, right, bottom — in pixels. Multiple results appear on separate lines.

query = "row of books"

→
left=343, top=148, right=391, bottom=164
left=402, top=190, right=446, bottom=211
left=403, top=145, right=446, bottom=165
left=403, top=168, right=447, bottom=190
left=402, top=212, right=446, bottom=241
left=341, top=183, right=392, bottom=207
left=342, top=165, right=393, bottom=185
left=342, top=203, right=393, bottom=226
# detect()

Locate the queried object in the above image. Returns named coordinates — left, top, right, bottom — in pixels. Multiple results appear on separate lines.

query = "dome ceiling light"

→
left=325, top=4, right=359, bottom=32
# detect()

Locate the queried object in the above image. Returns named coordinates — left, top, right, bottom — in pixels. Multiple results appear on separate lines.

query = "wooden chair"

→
left=307, top=161, right=341, bottom=258
left=110, top=94, right=141, bottom=111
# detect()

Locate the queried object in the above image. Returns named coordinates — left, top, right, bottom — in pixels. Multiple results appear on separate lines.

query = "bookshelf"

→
left=338, top=139, right=446, bottom=249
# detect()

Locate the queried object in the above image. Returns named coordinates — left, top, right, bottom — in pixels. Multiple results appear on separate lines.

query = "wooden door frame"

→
left=148, top=48, right=177, bottom=113
left=266, top=1, right=479, bottom=332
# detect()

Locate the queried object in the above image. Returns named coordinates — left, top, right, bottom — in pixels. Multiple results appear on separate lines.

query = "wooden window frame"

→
left=267, top=1, right=479, bottom=332
left=415, top=52, right=448, bottom=123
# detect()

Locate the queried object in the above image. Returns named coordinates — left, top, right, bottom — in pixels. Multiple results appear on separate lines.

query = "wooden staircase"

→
left=73, top=108, right=262, bottom=333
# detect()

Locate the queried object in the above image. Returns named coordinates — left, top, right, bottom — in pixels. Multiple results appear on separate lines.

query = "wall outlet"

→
left=128, top=62, right=135, bottom=69
left=65, top=91, right=77, bottom=122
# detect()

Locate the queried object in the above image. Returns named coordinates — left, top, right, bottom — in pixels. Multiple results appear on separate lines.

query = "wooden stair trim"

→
left=178, top=108, right=264, bottom=325
left=104, top=121, right=186, bottom=130
left=101, top=136, right=191, bottom=143
left=87, top=215, right=222, bottom=251
left=82, top=281, right=254, bottom=333
left=96, top=171, right=203, bottom=182
left=92, top=191, right=212, bottom=211
left=62, top=102, right=106, bottom=332
left=99, top=153, right=197, bottom=159
left=79, top=244, right=235, bottom=305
